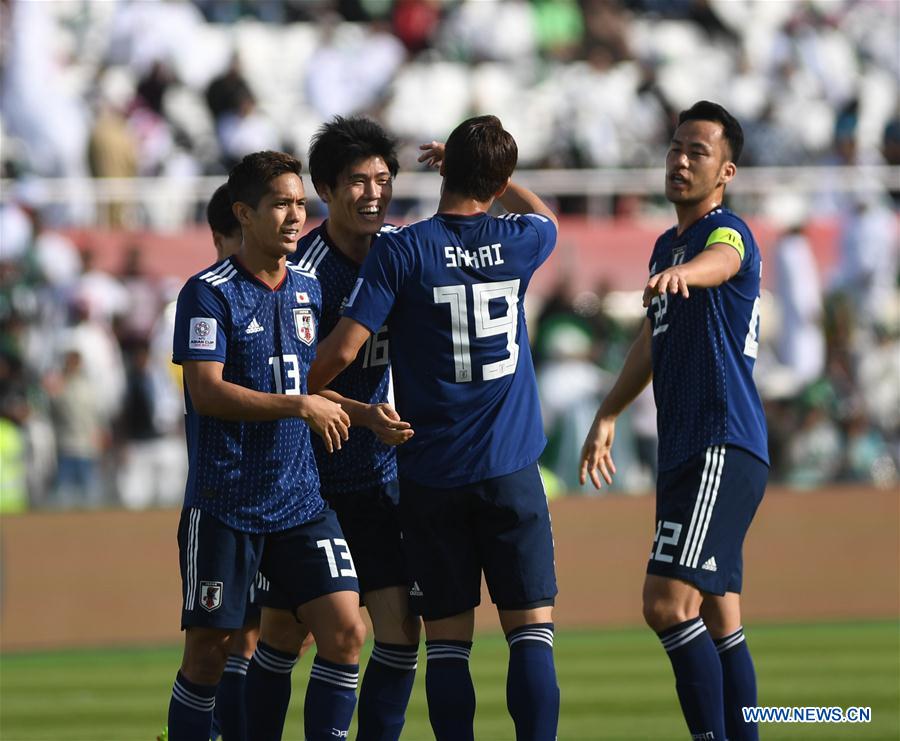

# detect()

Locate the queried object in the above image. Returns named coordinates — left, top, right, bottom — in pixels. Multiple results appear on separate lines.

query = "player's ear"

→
left=719, top=161, right=736, bottom=187
left=232, top=201, right=253, bottom=226
left=494, top=177, right=511, bottom=200
left=316, top=183, right=332, bottom=204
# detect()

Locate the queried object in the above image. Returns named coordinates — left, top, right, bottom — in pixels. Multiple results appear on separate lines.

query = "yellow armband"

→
left=705, top=227, right=745, bottom=261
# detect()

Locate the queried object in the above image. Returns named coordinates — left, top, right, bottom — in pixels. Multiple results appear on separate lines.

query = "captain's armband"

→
left=705, top=227, right=745, bottom=261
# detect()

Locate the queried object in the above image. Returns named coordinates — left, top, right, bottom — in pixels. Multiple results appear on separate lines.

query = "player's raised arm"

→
left=419, top=140, right=557, bottom=227
left=579, top=318, right=654, bottom=489
left=308, top=317, right=373, bottom=394
left=642, top=242, right=740, bottom=307
left=182, top=360, right=349, bottom=452
left=496, top=181, right=558, bottom=228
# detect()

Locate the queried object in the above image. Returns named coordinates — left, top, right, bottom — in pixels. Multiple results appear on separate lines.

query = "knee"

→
left=642, top=595, right=696, bottom=633
left=182, top=630, right=231, bottom=684
left=338, top=617, right=368, bottom=656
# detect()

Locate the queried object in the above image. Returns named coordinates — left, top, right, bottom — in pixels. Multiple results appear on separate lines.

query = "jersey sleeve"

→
left=343, top=231, right=410, bottom=333
left=519, top=213, right=557, bottom=269
left=172, top=278, right=229, bottom=364
left=702, top=212, right=756, bottom=273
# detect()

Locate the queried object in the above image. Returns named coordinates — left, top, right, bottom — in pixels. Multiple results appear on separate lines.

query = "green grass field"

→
left=1, top=620, right=897, bottom=740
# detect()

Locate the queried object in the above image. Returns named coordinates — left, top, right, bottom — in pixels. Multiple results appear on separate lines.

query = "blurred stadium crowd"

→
left=0, top=0, right=898, bottom=511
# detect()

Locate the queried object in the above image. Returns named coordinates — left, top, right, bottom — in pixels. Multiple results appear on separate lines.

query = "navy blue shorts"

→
left=399, top=462, right=558, bottom=621
left=647, top=445, right=767, bottom=595
left=326, top=480, right=407, bottom=595
left=178, top=506, right=359, bottom=630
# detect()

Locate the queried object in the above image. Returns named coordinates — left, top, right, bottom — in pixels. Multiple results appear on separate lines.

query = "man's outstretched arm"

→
left=308, top=317, right=373, bottom=394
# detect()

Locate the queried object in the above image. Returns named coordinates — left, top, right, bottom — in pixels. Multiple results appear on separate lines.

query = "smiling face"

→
left=665, top=119, right=735, bottom=207
left=319, top=156, right=392, bottom=239
left=236, top=173, right=307, bottom=259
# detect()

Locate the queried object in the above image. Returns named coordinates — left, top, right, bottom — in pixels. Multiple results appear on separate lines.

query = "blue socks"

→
left=357, top=641, right=418, bottom=741
left=425, top=640, right=476, bottom=741
left=658, top=617, right=726, bottom=740
left=304, top=655, right=359, bottom=741
left=715, top=627, right=759, bottom=741
left=244, top=641, right=297, bottom=741
left=211, top=654, right=250, bottom=740
left=168, top=670, right=216, bottom=741
left=505, top=624, right=560, bottom=741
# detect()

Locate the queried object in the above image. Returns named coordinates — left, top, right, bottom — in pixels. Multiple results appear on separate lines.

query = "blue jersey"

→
left=647, top=207, right=769, bottom=471
left=172, top=257, right=324, bottom=533
left=344, top=212, right=556, bottom=487
left=291, top=224, right=397, bottom=495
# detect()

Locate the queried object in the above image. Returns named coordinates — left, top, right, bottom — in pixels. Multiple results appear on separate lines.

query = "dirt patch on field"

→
left=1, top=486, right=896, bottom=651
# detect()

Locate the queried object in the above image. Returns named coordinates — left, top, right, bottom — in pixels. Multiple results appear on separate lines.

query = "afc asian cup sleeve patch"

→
left=199, top=580, right=223, bottom=611
left=294, top=307, right=316, bottom=346
left=189, top=318, right=218, bottom=350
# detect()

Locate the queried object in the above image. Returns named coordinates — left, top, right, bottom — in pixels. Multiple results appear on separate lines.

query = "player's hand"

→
left=643, top=267, right=690, bottom=307
left=363, top=402, right=414, bottom=446
left=417, top=141, right=445, bottom=169
left=300, top=394, right=350, bottom=453
left=579, top=414, right=617, bottom=489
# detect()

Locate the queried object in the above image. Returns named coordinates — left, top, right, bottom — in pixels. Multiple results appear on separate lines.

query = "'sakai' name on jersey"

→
left=343, top=212, right=557, bottom=487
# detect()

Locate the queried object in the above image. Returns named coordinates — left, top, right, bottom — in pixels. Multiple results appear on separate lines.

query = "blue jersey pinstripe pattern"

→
left=173, top=257, right=324, bottom=533
left=290, top=224, right=397, bottom=495
left=647, top=208, right=769, bottom=471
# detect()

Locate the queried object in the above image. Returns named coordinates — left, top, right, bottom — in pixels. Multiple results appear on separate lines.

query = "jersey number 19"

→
left=434, top=279, right=521, bottom=383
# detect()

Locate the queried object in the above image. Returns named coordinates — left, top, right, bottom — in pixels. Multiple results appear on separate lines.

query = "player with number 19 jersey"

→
left=291, top=224, right=396, bottom=494
left=647, top=207, right=768, bottom=471
left=343, top=211, right=556, bottom=487
left=173, top=257, right=324, bottom=533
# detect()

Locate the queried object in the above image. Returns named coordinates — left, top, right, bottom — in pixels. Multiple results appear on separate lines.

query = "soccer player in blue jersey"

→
left=168, top=151, right=368, bottom=741
left=301, top=116, right=419, bottom=739
left=250, top=116, right=419, bottom=741
left=580, top=101, right=767, bottom=741
left=308, top=115, right=561, bottom=741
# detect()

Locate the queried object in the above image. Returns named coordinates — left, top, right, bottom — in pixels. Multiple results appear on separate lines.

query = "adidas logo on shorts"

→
left=409, top=581, right=423, bottom=597
left=701, top=556, right=717, bottom=572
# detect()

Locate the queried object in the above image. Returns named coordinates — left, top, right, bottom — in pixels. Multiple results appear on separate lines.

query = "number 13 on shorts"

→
left=317, top=538, right=358, bottom=578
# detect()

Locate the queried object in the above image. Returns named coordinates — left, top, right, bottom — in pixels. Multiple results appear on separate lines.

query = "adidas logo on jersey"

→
left=701, top=556, right=717, bottom=572
left=245, top=318, right=264, bottom=335
left=409, top=581, right=423, bottom=597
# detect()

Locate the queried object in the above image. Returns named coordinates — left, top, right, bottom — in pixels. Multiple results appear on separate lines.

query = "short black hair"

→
left=678, top=101, right=744, bottom=164
left=443, top=115, right=518, bottom=202
left=308, top=116, right=399, bottom=191
left=206, top=184, right=240, bottom=237
left=227, top=150, right=303, bottom=209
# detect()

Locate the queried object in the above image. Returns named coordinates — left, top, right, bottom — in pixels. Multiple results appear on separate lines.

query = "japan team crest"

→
left=293, top=307, right=316, bottom=346
left=199, top=580, right=223, bottom=612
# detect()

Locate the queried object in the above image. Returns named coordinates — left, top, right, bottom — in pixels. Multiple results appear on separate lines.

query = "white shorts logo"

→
left=189, top=317, right=217, bottom=350
left=294, top=308, right=316, bottom=346
left=199, top=580, right=223, bottom=611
